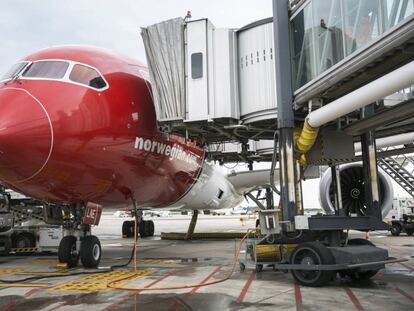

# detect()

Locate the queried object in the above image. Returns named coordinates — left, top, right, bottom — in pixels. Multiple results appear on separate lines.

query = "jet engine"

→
left=319, top=163, right=393, bottom=218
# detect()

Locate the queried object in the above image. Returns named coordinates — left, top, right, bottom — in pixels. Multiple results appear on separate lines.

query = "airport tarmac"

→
left=0, top=213, right=413, bottom=311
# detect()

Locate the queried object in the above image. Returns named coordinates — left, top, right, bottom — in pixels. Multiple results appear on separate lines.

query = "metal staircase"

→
left=378, top=151, right=414, bottom=197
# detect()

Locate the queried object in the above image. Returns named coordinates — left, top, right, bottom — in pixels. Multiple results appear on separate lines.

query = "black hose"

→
left=270, top=131, right=281, bottom=195
left=0, top=240, right=137, bottom=283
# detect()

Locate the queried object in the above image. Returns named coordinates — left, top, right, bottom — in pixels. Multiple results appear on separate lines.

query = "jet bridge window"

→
left=69, top=64, right=107, bottom=89
left=22, top=61, right=69, bottom=79
left=1, top=62, right=29, bottom=81
left=191, top=52, right=203, bottom=79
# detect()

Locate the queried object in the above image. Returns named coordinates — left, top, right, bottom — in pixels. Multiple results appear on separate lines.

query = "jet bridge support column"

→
left=361, top=137, right=382, bottom=218
left=360, top=105, right=382, bottom=220
left=273, top=0, right=296, bottom=228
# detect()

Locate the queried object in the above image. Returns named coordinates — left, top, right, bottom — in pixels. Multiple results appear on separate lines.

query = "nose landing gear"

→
left=58, top=234, right=102, bottom=268
left=55, top=203, right=103, bottom=268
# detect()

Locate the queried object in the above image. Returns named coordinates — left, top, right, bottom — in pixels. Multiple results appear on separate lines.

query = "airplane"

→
left=0, top=45, right=395, bottom=268
left=0, top=46, right=269, bottom=268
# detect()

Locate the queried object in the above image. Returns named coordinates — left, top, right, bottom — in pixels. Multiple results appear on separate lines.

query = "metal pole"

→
left=335, top=165, right=344, bottom=215
left=330, top=166, right=339, bottom=215
left=295, top=160, right=304, bottom=215
left=273, top=0, right=296, bottom=225
left=266, top=187, right=273, bottom=210
left=361, top=130, right=382, bottom=219
left=185, top=210, right=199, bottom=240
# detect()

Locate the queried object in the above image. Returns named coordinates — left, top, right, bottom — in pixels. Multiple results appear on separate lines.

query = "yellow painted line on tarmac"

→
left=49, top=269, right=152, bottom=292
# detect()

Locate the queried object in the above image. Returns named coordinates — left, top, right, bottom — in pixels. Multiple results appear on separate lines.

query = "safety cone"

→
left=365, top=231, right=370, bottom=240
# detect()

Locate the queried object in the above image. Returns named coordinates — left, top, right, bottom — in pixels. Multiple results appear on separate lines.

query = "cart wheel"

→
left=0, top=236, right=11, bottom=256
left=239, top=262, right=246, bottom=272
left=348, top=238, right=375, bottom=247
left=344, top=239, right=379, bottom=281
left=290, top=242, right=335, bottom=287
left=390, top=223, right=401, bottom=236
left=256, top=264, right=263, bottom=272
left=12, top=232, right=36, bottom=255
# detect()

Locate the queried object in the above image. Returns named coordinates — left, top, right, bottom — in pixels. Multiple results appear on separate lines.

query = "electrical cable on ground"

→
left=106, top=229, right=257, bottom=292
left=0, top=236, right=138, bottom=284
left=0, top=224, right=139, bottom=284
left=0, top=196, right=255, bottom=291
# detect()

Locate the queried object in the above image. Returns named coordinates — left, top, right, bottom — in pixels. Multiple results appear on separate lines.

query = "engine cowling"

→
left=319, top=163, right=393, bottom=218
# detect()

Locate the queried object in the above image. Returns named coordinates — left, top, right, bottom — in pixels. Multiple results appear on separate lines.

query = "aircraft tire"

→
left=58, top=236, right=79, bottom=267
left=128, top=221, right=136, bottom=237
left=148, top=220, right=155, bottom=236
left=139, top=221, right=146, bottom=237
left=122, top=221, right=129, bottom=238
left=80, top=235, right=101, bottom=268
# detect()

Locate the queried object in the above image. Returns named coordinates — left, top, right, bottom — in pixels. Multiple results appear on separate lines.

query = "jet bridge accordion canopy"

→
left=141, top=18, right=186, bottom=122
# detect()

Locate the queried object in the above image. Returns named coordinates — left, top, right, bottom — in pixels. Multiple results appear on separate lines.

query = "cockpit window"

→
left=1, top=62, right=29, bottom=81
left=69, top=64, right=107, bottom=89
left=22, top=61, right=69, bottom=79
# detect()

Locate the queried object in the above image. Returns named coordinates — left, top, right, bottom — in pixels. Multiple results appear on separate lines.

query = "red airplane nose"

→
left=0, top=87, right=52, bottom=183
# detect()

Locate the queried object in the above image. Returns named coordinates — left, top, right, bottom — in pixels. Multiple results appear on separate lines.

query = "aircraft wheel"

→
left=290, top=242, right=335, bottom=287
left=80, top=235, right=101, bottom=268
left=58, top=236, right=79, bottom=267
left=127, top=221, right=136, bottom=238
left=148, top=220, right=155, bottom=237
left=390, top=223, right=402, bottom=236
left=122, top=221, right=129, bottom=238
left=139, top=221, right=152, bottom=238
left=0, top=236, right=11, bottom=256
left=139, top=221, right=146, bottom=237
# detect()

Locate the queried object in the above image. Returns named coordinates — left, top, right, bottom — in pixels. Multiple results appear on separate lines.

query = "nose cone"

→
left=0, top=87, right=52, bottom=183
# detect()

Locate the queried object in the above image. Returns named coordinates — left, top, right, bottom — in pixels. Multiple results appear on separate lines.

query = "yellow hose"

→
left=296, top=118, right=319, bottom=154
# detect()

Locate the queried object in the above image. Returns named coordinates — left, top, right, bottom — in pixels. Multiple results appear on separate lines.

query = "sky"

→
left=0, top=0, right=272, bottom=75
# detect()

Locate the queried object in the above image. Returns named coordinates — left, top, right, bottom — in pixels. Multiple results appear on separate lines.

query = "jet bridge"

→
left=141, top=0, right=414, bottom=287
left=141, top=1, right=414, bottom=164
left=141, top=17, right=278, bottom=164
